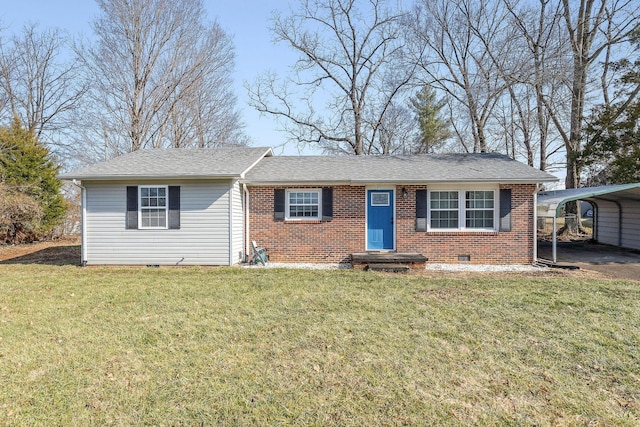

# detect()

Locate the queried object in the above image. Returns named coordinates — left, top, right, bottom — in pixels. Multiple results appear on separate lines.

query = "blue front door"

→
left=367, top=190, right=394, bottom=250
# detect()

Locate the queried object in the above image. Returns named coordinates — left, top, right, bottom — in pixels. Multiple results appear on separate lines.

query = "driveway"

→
left=538, top=240, right=640, bottom=282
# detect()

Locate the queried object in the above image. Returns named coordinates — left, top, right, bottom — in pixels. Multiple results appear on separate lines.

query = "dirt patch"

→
left=0, top=236, right=81, bottom=266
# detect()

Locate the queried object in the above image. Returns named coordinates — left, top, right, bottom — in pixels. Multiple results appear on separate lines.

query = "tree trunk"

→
left=562, top=56, right=588, bottom=234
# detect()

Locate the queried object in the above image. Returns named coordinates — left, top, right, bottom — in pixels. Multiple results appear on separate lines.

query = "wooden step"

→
left=365, top=263, right=410, bottom=273
left=351, top=253, right=428, bottom=264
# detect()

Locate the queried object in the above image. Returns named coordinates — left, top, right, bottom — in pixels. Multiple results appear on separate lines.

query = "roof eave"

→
left=59, top=173, right=241, bottom=181
left=243, top=177, right=557, bottom=186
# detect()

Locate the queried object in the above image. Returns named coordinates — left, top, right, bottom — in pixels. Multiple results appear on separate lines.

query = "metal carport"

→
left=537, top=183, right=640, bottom=263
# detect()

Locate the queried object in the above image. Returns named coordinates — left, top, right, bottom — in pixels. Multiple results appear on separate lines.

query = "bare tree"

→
left=559, top=0, right=638, bottom=192
left=554, top=0, right=639, bottom=232
left=76, top=0, right=244, bottom=158
left=495, top=0, right=572, bottom=171
left=0, top=23, right=86, bottom=145
left=371, top=102, right=416, bottom=155
left=411, top=0, right=512, bottom=153
left=247, top=0, right=417, bottom=155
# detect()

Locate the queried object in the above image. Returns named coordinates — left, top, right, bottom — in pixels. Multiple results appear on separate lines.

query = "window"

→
left=428, top=189, right=496, bottom=231
left=140, top=186, right=167, bottom=228
left=371, top=192, right=390, bottom=206
left=465, top=191, right=494, bottom=228
left=126, top=186, right=179, bottom=230
left=430, top=191, right=459, bottom=229
left=286, top=189, right=320, bottom=220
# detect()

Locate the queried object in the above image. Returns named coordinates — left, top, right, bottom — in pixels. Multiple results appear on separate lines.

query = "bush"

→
left=0, top=119, right=66, bottom=243
left=0, top=184, right=45, bottom=244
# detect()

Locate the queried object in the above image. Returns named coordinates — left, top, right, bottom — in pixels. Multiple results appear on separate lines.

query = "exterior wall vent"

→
left=458, top=255, right=471, bottom=262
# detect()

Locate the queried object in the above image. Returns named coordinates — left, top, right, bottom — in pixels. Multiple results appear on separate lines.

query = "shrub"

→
left=0, top=119, right=66, bottom=243
left=0, top=184, right=44, bottom=244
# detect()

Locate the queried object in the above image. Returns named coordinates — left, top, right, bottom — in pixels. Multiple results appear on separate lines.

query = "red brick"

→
left=248, top=184, right=536, bottom=264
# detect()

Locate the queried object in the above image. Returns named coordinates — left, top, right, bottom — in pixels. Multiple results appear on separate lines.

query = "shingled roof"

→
left=244, top=153, right=556, bottom=184
left=60, top=149, right=556, bottom=184
left=59, top=146, right=272, bottom=180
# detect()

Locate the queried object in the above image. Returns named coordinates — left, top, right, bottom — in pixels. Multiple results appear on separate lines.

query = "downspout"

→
left=533, top=184, right=542, bottom=264
left=72, top=179, right=87, bottom=267
left=244, top=185, right=250, bottom=263
left=229, top=181, right=235, bottom=266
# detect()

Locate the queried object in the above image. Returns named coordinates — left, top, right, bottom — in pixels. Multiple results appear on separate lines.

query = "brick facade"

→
left=248, top=184, right=537, bottom=264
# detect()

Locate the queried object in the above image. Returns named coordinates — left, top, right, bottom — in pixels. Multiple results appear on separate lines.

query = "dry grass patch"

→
left=0, top=265, right=638, bottom=425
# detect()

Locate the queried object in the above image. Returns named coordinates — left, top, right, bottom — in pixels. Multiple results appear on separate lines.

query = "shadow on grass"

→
left=0, top=245, right=81, bottom=266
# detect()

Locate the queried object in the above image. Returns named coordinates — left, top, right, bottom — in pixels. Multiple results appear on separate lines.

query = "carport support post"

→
left=552, top=215, right=557, bottom=264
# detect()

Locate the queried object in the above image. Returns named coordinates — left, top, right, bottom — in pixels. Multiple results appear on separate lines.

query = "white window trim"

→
left=427, top=187, right=498, bottom=232
left=285, top=188, right=322, bottom=221
left=138, top=185, right=169, bottom=229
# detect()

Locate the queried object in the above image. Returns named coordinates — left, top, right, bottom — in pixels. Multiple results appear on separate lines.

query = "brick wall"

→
left=248, top=184, right=537, bottom=264
left=397, top=184, right=536, bottom=264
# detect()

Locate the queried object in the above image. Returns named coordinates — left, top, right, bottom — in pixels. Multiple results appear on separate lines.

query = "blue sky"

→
left=2, top=0, right=307, bottom=154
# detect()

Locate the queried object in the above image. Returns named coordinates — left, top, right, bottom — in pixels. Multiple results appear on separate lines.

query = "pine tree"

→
left=0, top=118, right=66, bottom=240
left=581, top=28, right=640, bottom=184
left=409, top=86, right=451, bottom=154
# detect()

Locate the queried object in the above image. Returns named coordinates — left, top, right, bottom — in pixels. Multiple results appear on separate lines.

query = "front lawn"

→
left=0, top=266, right=638, bottom=425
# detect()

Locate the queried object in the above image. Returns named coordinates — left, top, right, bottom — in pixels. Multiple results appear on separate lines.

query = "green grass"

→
left=0, top=266, right=638, bottom=425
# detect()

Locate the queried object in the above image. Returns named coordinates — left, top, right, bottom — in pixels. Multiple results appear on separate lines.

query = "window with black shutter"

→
left=126, top=185, right=180, bottom=229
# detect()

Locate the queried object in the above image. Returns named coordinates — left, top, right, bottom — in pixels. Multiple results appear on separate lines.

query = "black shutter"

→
left=322, top=187, right=333, bottom=221
left=415, top=189, right=427, bottom=231
left=499, top=188, right=512, bottom=232
left=126, top=186, right=138, bottom=229
left=168, top=186, right=180, bottom=229
left=274, top=189, right=285, bottom=221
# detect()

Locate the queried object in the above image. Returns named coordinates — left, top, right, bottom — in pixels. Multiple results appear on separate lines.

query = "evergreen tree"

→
left=0, top=119, right=66, bottom=238
left=409, top=86, right=451, bottom=154
left=581, top=28, right=640, bottom=184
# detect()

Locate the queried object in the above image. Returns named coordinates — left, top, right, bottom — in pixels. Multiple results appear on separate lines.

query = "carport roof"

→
left=537, top=183, right=640, bottom=217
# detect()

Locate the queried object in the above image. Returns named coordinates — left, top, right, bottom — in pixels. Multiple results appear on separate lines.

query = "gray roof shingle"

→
left=244, top=153, right=557, bottom=184
left=60, top=149, right=556, bottom=184
left=59, top=146, right=272, bottom=180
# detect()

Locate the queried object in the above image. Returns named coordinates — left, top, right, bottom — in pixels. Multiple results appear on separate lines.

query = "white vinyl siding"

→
left=84, top=180, right=233, bottom=265
left=230, top=180, right=245, bottom=263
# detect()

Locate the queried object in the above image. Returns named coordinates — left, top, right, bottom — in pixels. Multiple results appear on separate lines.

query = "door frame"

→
left=365, top=186, right=396, bottom=251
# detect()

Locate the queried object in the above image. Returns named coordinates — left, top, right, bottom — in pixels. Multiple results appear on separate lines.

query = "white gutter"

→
left=243, top=179, right=557, bottom=186
left=72, top=179, right=87, bottom=266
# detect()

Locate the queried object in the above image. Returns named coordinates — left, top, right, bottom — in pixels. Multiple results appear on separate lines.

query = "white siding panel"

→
left=85, top=180, right=232, bottom=265
left=230, top=181, right=245, bottom=264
